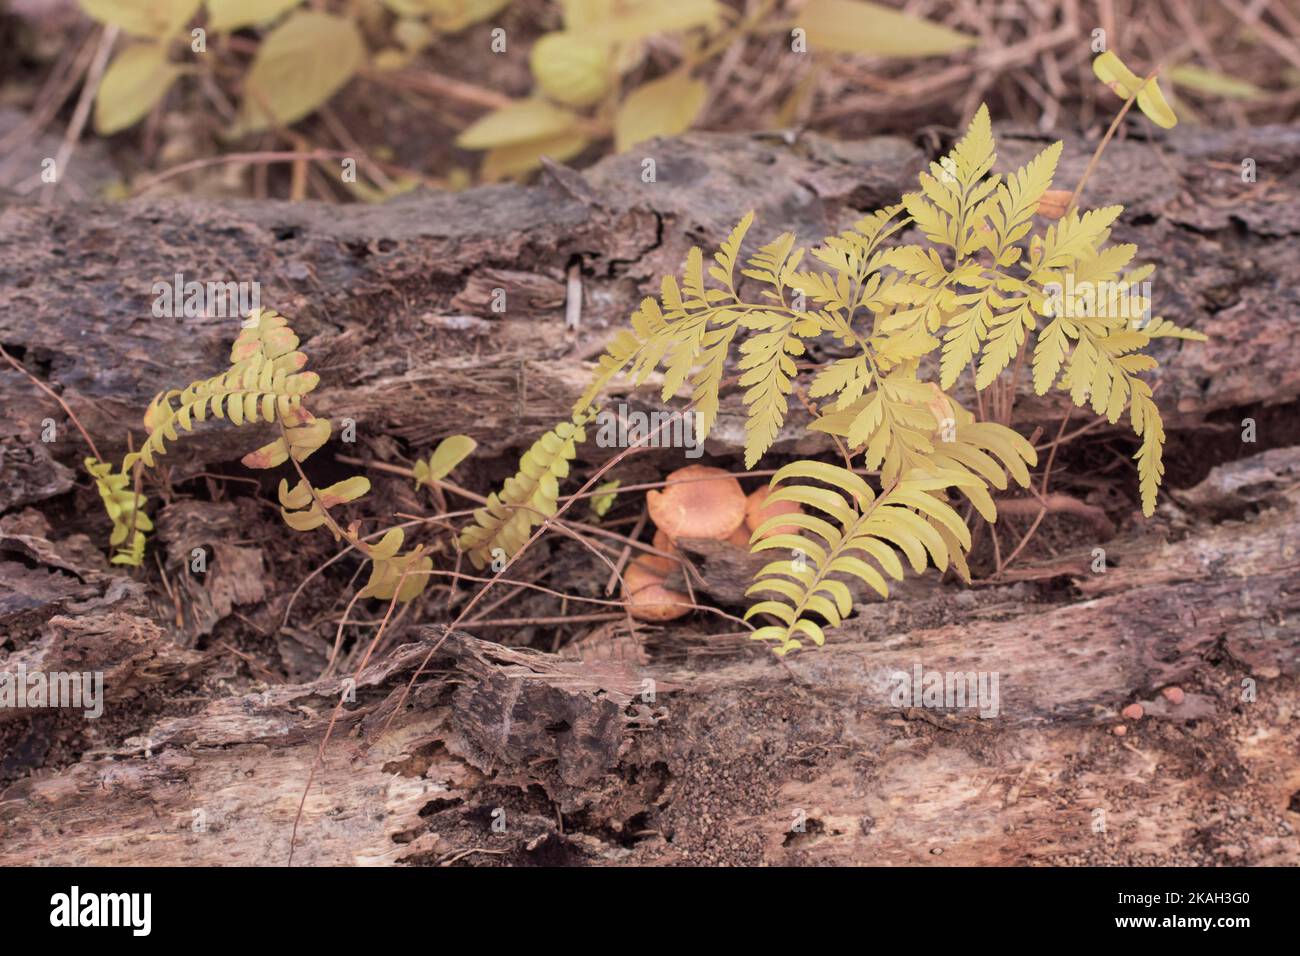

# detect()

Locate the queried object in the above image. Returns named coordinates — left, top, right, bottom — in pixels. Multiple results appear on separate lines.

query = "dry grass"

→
left=705, top=0, right=1300, bottom=137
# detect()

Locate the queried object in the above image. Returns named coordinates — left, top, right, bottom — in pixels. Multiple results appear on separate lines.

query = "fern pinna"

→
left=480, top=103, right=1203, bottom=655
left=87, top=308, right=431, bottom=602
left=458, top=411, right=591, bottom=569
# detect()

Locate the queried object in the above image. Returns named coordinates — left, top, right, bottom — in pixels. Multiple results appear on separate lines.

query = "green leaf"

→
left=531, top=32, right=611, bottom=107
left=457, top=99, right=582, bottom=150
left=234, top=11, right=365, bottom=134
left=94, top=43, right=183, bottom=134
left=1168, top=65, right=1262, bottom=100
left=797, top=0, right=977, bottom=57
left=1092, top=51, right=1177, bottom=129
left=79, top=0, right=199, bottom=38
left=615, top=69, right=707, bottom=152
left=481, top=130, right=591, bottom=180
left=206, top=0, right=302, bottom=31
left=417, top=434, right=477, bottom=485
left=589, top=479, right=620, bottom=518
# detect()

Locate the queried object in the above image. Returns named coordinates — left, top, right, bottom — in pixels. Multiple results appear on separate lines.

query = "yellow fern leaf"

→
left=737, top=310, right=822, bottom=467
left=569, top=104, right=1203, bottom=637
left=459, top=413, right=589, bottom=569
left=745, top=463, right=979, bottom=655
left=85, top=457, right=151, bottom=566
left=1029, top=205, right=1124, bottom=274
left=1142, top=317, right=1206, bottom=341
left=987, top=141, right=1062, bottom=263
left=125, top=309, right=317, bottom=470
left=1131, top=390, right=1165, bottom=516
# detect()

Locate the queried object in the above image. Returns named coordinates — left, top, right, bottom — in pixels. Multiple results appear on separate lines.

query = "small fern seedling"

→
left=484, top=98, right=1205, bottom=655
left=459, top=410, right=593, bottom=569
left=88, top=308, right=432, bottom=602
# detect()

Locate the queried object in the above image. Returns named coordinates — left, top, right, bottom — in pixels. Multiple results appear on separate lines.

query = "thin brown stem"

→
left=1068, top=73, right=1150, bottom=213
left=0, top=345, right=103, bottom=461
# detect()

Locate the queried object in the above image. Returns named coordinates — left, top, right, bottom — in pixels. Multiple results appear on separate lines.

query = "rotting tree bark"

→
left=1, top=449, right=1296, bottom=866
left=2, top=125, right=1299, bottom=495
left=1, top=127, right=1298, bottom=865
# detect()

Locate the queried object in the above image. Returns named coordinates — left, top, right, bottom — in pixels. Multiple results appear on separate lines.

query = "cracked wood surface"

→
left=1, top=128, right=1298, bottom=866
left=2, top=126, right=1298, bottom=505
left=1, top=449, right=1295, bottom=866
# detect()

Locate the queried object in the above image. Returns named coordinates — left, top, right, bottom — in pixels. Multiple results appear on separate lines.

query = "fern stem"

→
left=335, top=453, right=487, bottom=504
left=999, top=338, right=1030, bottom=425
left=992, top=411, right=1074, bottom=577
left=378, top=397, right=718, bottom=741
left=278, top=419, right=369, bottom=555
left=289, top=577, right=407, bottom=866
left=0, top=344, right=103, bottom=461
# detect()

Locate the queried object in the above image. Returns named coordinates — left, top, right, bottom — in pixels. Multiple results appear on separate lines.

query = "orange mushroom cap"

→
left=646, top=465, right=746, bottom=542
left=622, top=554, right=690, bottom=621
left=745, top=485, right=803, bottom=539
left=1036, top=189, right=1072, bottom=220
left=641, top=528, right=680, bottom=576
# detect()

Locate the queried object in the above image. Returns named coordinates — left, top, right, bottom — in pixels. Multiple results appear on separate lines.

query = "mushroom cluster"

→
left=622, top=464, right=802, bottom=621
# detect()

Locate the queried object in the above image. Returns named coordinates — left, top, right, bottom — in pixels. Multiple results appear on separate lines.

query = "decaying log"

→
left=1, top=127, right=1298, bottom=867
left=2, top=448, right=1295, bottom=866
left=2, top=125, right=1299, bottom=493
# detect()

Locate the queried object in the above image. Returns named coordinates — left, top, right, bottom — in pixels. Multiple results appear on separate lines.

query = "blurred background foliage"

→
left=0, top=0, right=1296, bottom=202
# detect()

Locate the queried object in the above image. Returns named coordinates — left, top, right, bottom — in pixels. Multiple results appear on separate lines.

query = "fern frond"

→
left=940, top=282, right=997, bottom=388
left=85, top=458, right=151, bottom=566
left=1046, top=314, right=1169, bottom=513
left=124, top=309, right=319, bottom=471
left=974, top=296, right=1035, bottom=389
left=744, top=463, right=980, bottom=655
left=413, top=435, right=477, bottom=488
left=709, top=210, right=753, bottom=293
left=567, top=104, right=1204, bottom=650
left=575, top=308, right=658, bottom=412
left=1028, top=205, right=1124, bottom=274
left=806, top=204, right=906, bottom=290
left=1142, top=317, right=1207, bottom=341
left=809, top=354, right=872, bottom=410
left=926, top=400, right=1038, bottom=520
left=1130, top=389, right=1165, bottom=516
left=809, top=372, right=943, bottom=483
left=576, top=214, right=820, bottom=456
left=574, top=229, right=758, bottom=440
left=987, top=141, right=1062, bottom=263
left=903, top=104, right=998, bottom=257
left=1032, top=314, right=1071, bottom=394
left=737, top=309, right=825, bottom=467
left=742, top=232, right=803, bottom=299
left=459, top=412, right=589, bottom=569
left=85, top=308, right=435, bottom=601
